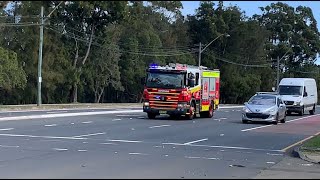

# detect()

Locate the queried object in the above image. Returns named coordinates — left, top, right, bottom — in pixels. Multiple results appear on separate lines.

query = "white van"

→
left=278, top=78, right=318, bottom=115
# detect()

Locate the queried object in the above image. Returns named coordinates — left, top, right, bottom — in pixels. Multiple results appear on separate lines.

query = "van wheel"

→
left=299, top=106, right=304, bottom=116
left=309, top=105, right=315, bottom=115
left=242, top=120, right=248, bottom=124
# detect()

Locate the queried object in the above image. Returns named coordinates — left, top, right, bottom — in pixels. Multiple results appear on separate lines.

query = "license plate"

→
left=159, top=110, right=167, bottom=114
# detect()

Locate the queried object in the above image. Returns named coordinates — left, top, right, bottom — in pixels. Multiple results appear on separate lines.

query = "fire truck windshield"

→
left=146, top=72, right=185, bottom=89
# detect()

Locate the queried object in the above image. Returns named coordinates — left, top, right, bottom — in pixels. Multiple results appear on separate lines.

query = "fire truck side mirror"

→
left=141, top=77, right=146, bottom=85
left=188, top=78, right=195, bottom=87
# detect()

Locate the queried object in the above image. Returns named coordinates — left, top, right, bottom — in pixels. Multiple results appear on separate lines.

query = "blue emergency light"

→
left=149, top=63, right=158, bottom=69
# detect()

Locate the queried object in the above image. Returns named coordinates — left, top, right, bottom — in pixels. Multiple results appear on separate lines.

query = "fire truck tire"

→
left=147, top=113, right=156, bottom=119
left=199, top=102, right=214, bottom=118
left=186, top=102, right=196, bottom=120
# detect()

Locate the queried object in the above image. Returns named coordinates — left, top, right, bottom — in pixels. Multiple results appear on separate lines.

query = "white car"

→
left=242, top=93, right=286, bottom=125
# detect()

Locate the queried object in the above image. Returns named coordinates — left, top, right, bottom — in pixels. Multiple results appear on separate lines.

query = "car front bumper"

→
left=286, top=105, right=303, bottom=112
left=242, top=113, right=277, bottom=122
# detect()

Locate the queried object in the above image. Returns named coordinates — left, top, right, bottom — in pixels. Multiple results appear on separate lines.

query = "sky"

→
left=180, top=1, right=320, bottom=65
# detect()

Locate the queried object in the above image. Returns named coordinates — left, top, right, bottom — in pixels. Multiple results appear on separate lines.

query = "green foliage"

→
left=0, top=1, right=319, bottom=105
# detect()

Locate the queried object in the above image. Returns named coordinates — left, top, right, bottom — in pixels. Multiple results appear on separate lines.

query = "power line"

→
left=45, top=26, right=196, bottom=57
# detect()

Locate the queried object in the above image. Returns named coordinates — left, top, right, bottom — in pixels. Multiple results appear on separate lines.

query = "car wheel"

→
left=281, top=113, right=286, bottom=123
left=309, top=105, right=315, bottom=115
left=273, top=114, right=279, bottom=125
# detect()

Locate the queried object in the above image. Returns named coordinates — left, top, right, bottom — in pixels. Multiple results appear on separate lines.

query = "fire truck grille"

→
left=149, top=92, right=179, bottom=110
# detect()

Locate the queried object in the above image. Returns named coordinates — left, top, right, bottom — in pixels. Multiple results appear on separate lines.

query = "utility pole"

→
left=198, top=42, right=202, bottom=67
left=276, top=56, right=280, bottom=92
left=37, top=6, right=44, bottom=106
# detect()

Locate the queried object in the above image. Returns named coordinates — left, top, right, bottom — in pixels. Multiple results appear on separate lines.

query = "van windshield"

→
left=279, top=85, right=302, bottom=95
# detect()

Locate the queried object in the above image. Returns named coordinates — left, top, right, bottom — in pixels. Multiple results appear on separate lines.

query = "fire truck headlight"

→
left=144, top=102, right=149, bottom=106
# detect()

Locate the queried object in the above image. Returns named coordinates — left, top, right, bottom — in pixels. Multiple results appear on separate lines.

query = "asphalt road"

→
left=0, top=106, right=319, bottom=178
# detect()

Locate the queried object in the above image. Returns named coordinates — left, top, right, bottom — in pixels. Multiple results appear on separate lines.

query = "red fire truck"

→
left=142, top=63, right=220, bottom=120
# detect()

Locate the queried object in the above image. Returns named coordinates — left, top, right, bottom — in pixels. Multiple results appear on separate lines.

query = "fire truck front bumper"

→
left=143, top=103, right=190, bottom=116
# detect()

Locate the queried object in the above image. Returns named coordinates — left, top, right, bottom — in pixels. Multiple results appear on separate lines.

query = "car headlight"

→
left=243, top=107, right=251, bottom=113
left=293, top=101, right=300, bottom=105
left=266, top=107, right=277, bottom=114
left=143, top=102, right=149, bottom=106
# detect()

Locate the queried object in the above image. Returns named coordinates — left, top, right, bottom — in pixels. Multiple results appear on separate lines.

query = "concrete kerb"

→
left=292, top=146, right=320, bottom=164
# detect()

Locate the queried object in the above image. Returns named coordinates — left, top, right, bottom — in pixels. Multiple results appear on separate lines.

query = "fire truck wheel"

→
left=186, top=102, right=196, bottom=120
left=200, top=102, right=214, bottom=118
left=147, top=113, right=156, bottom=119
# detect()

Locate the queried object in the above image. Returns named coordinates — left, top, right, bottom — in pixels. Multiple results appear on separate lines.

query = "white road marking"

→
left=53, top=148, right=68, bottom=151
left=0, top=128, right=14, bottom=131
left=161, top=142, right=283, bottom=152
left=44, top=124, right=57, bottom=127
left=71, top=123, right=75, bottom=125
left=82, top=142, right=88, bottom=144
left=81, top=121, right=92, bottom=124
left=0, top=110, right=142, bottom=121
left=46, top=111, right=68, bottom=114
left=0, top=133, right=86, bottom=140
left=0, top=145, right=19, bottom=148
left=241, top=114, right=320, bottom=132
left=267, top=153, right=283, bottom=156
left=112, top=119, right=122, bottom=121
left=107, top=139, right=142, bottom=143
left=266, top=162, right=275, bottom=164
left=241, top=125, right=272, bottom=132
left=149, top=125, right=171, bottom=129
left=77, top=149, right=87, bottom=152
left=129, top=152, right=148, bottom=155
left=73, top=132, right=105, bottom=138
left=184, top=138, right=208, bottom=145
left=185, top=156, right=220, bottom=160
left=100, top=142, right=117, bottom=145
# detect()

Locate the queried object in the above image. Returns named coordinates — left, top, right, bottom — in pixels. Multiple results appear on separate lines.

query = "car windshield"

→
left=279, top=85, right=302, bottom=95
left=146, top=72, right=184, bottom=89
left=248, top=95, right=276, bottom=105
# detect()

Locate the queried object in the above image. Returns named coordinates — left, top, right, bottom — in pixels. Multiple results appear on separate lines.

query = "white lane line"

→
left=241, top=125, right=272, bottom=132
left=241, top=114, right=320, bottom=132
left=112, top=119, right=122, bottom=121
left=81, top=121, right=92, bottom=124
left=77, top=149, right=87, bottom=152
left=99, top=142, right=117, bottom=145
left=0, top=128, right=14, bottom=131
left=161, top=142, right=283, bottom=152
left=213, top=118, right=227, bottom=121
left=0, top=145, right=19, bottom=148
left=73, top=132, right=105, bottom=138
left=0, top=110, right=142, bottom=121
left=107, top=139, right=142, bottom=143
left=0, top=133, right=86, bottom=140
left=266, top=162, right=275, bottom=164
left=185, top=156, right=220, bottom=160
left=53, top=148, right=68, bottom=151
left=44, top=124, right=57, bottom=127
left=129, top=152, right=148, bottom=155
left=149, top=125, right=171, bottom=129
left=184, top=138, right=208, bottom=145
left=46, top=111, right=68, bottom=114
left=267, top=153, right=283, bottom=156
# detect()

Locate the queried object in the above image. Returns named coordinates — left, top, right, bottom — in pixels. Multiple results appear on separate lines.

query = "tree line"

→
left=0, top=1, right=319, bottom=105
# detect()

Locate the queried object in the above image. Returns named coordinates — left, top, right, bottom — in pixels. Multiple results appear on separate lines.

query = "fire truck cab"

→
left=142, top=63, right=220, bottom=120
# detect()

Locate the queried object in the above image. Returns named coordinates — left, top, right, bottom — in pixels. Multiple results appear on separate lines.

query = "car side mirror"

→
left=304, top=92, right=308, bottom=97
left=244, top=102, right=248, bottom=105
left=141, top=77, right=146, bottom=85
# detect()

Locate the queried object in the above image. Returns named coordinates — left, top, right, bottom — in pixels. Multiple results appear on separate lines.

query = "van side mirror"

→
left=141, top=77, right=146, bottom=85
left=304, top=92, right=308, bottom=97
